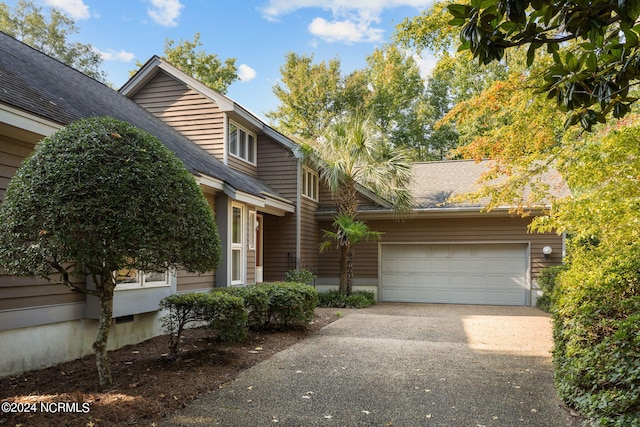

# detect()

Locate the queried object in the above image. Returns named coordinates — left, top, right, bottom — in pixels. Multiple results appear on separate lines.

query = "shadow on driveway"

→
left=160, top=304, right=578, bottom=427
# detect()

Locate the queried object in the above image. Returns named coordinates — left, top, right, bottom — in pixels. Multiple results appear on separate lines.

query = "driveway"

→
left=160, top=304, right=575, bottom=426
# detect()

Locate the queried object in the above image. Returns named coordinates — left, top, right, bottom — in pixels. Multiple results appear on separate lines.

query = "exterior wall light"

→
left=543, top=246, right=553, bottom=260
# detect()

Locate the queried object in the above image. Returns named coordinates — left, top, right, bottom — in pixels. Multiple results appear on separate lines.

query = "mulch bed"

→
left=0, top=308, right=346, bottom=427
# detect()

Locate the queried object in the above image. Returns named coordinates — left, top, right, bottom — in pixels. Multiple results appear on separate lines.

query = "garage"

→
left=380, top=243, right=529, bottom=306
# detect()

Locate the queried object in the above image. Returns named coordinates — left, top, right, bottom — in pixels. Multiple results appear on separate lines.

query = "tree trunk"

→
left=93, top=274, right=115, bottom=388
left=346, top=247, right=354, bottom=296
left=339, top=242, right=349, bottom=294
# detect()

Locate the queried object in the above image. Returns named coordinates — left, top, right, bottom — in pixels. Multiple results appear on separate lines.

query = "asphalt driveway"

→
left=160, top=304, right=575, bottom=426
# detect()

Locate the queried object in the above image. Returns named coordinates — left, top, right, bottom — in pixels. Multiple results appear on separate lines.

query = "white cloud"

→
left=261, top=0, right=433, bottom=44
left=238, top=64, right=257, bottom=82
left=45, top=0, right=90, bottom=20
left=147, top=0, right=184, bottom=27
left=98, top=49, right=135, bottom=62
left=308, top=16, right=384, bottom=44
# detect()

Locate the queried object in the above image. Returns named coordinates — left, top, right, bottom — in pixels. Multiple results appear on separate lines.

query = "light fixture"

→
left=543, top=246, right=553, bottom=260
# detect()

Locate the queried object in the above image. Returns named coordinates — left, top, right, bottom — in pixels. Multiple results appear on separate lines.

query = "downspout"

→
left=295, top=154, right=302, bottom=268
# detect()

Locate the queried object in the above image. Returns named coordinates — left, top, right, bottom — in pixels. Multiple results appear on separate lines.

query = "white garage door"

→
left=381, top=243, right=529, bottom=306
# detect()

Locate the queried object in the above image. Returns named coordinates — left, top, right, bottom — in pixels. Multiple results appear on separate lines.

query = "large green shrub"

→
left=536, top=265, right=567, bottom=313
left=259, top=282, right=319, bottom=328
left=553, top=245, right=640, bottom=426
left=214, top=285, right=270, bottom=329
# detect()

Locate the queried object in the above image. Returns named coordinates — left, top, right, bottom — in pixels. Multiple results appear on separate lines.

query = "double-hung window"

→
left=231, top=204, right=244, bottom=285
left=229, top=121, right=256, bottom=164
left=302, top=166, right=319, bottom=201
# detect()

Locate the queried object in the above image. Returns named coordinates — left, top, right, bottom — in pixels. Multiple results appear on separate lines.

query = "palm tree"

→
left=305, top=110, right=414, bottom=294
left=320, top=215, right=383, bottom=295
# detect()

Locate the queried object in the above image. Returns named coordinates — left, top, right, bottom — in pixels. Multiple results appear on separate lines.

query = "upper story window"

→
left=302, top=166, right=319, bottom=201
left=229, top=121, right=256, bottom=164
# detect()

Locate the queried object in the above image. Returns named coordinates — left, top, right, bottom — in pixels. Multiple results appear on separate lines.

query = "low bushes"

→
left=159, top=282, right=318, bottom=357
left=552, top=245, right=640, bottom=426
left=318, top=290, right=376, bottom=308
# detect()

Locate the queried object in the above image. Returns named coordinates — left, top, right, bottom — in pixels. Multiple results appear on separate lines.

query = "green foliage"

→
left=214, top=285, right=270, bottom=329
left=160, top=292, right=247, bottom=358
left=318, top=290, right=376, bottom=309
left=284, top=269, right=316, bottom=286
left=536, top=265, right=567, bottom=313
left=552, top=244, right=640, bottom=425
left=0, top=0, right=106, bottom=82
left=206, top=292, right=248, bottom=343
left=320, top=215, right=383, bottom=253
left=259, top=282, right=319, bottom=328
left=163, top=32, right=237, bottom=94
left=444, top=0, right=640, bottom=129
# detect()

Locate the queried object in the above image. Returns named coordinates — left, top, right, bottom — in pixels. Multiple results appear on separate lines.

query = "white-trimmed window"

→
left=231, top=204, right=244, bottom=285
left=115, top=268, right=169, bottom=289
left=302, top=166, right=319, bottom=201
left=229, top=121, right=256, bottom=164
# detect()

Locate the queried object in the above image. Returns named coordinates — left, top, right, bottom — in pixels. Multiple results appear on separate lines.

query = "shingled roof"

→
left=0, top=31, right=290, bottom=205
left=410, top=160, right=570, bottom=210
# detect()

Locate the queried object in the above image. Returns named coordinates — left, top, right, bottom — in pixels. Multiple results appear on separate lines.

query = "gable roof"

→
left=0, top=32, right=293, bottom=212
left=121, top=55, right=301, bottom=156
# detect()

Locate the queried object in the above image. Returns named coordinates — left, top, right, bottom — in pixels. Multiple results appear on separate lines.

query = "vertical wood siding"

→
left=131, top=72, right=226, bottom=161
left=317, top=216, right=563, bottom=283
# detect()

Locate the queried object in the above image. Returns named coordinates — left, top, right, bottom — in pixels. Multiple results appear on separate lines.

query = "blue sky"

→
left=5, top=0, right=436, bottom=121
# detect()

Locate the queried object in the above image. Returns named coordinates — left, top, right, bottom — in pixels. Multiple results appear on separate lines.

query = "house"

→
left=0, top=31, right=566, bottom=378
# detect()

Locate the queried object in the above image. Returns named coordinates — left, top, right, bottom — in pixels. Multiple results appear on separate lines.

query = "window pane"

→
left=248, top=134, right=255, bottom=163
left=116, top=268, right=139, bottom=284
left=312, top=174, right=317, bottom=200
left=229, top=124, right=238, bottom=155
left=302, top=170, right=307, bottom=196
left=232, top=249, right=241, bottom=281
left=239, top=129, right=246, bottom=158
left=145, top=271, right=166, bottom=283
left=232, top=206, right=242, bottom=244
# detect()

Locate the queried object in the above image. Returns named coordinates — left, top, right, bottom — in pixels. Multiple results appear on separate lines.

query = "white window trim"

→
left=115, top=269, right=171, bottom=291
left=248, top=210, right=256, bottom=250
left=302, top=166, right=319, bottom=201
left=231, top=203, right=245, bottom=285
left=228, top=120, right=257, bottom=166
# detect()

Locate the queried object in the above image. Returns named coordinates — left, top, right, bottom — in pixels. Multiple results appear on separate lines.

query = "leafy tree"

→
left=0, top=117, right=222, bottom=387
left=304, top=111, right=413, bottom=294
left=267, top=52, right=343, bottom=139
left=269, top=47, right=432, bottom=160
left=320, top=215, right=382, bottom=295
left=163, top=32, right=237, bottom=94
left=0, top=0, right=106, bottom=82
left=445, top=0, right=640, bottom=130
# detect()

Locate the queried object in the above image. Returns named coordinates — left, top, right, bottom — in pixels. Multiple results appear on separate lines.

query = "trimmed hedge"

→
left=159, top=292, right=247, bottom=359
left=160, top=282, right=319, bottom=357
left=318, top=290, right=376, bottom=308
left=552, top=245, right=640, bottom=426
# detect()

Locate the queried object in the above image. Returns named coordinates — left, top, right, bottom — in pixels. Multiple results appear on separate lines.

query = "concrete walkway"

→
left=160, top=304, right=575, bottom=426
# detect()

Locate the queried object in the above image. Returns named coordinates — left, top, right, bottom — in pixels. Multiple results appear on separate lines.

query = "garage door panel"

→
left=381, top=243, right=528, bottom=306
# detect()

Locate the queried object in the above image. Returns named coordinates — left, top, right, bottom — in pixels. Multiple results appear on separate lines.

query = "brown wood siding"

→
left=176, top=191, right=218, bottom=291
left=0, top=137, right=36, bottom=201
left=317, top=181, right=382, bottom=211
left=257, top=136, right=297, bottom=200
left=263, top=213, right=297, bottom=282
left=228, top=155, right=257, bottom=177
left=300, top=195, right=320, bottom=274
left=131, top=72, right=226, bottom=161
left=0, top=275, right=85, bottom=310
left=317, top=216, right=563, bottom=283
